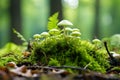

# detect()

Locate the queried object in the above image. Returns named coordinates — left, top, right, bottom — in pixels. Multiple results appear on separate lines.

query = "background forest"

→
left=0, top=0, right=120, bottom=47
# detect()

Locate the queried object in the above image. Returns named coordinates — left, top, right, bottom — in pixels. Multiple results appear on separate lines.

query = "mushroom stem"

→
left=63, top=26, right=66, bottom=36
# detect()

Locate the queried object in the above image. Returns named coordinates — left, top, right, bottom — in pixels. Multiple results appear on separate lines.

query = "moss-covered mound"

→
left=0, top=18, right=110, bottom=73
left=29, top=20, right=110, bottom=72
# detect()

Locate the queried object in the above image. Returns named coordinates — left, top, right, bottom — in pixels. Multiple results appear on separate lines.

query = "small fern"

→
left=47, top=12, right=59, bottom=30
left=13, top=29, right=27, bottom=42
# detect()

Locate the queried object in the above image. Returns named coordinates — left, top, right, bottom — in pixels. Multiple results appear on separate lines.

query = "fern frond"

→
left=47, top=12, right=59, bottom=30
left=13, top=29, right=27, bottom=42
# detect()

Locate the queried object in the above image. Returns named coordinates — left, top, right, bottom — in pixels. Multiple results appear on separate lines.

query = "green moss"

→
left=0, top=43, right=24, bottom=66
left=111, top=67, right=120, bottom=71
left=29, top=25, right=110, bottom=72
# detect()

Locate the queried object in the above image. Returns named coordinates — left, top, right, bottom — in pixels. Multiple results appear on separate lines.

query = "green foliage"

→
left=102, top=34, right=120, bottom=53
left=47, top=12, right=59, bottom=30
left=110, top=34, right=120, bottom=50
left=0, top=43, right=24, bottom=66
left=48, top=58, right=60, bottom=66
left=13, top=29, right=27, bottom=42
left=111, top=67, right=120, bottom=71
left=29, top=20, right=110, bottom=73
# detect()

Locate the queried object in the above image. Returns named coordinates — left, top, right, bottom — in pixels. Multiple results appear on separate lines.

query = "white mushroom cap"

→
left=64, top=27, right=72, bottom=32
left=72, top=28, right=80, bottom=32
left=40, top=32, right=50, bottom=37
left=33, top=34, right=41, bottom=39
left=57, top=20, right=73, bottom=26
left=49, top=29, right=60, bottom=35
left=71, top=31, right=81, bottom=37
left=92, top=39, right=101, bottom=44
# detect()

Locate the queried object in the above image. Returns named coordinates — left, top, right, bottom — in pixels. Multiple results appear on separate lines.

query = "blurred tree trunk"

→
left=111, top=0, right=120, bottom=34
left=93, top=0, right=100, bottom=38
left=50, top=0, right=63, bottom=20
left=9, top=0, right=22, bottom=44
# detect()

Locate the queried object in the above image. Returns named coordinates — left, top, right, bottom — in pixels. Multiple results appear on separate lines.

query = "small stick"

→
left=27, top=65, right=88, bottom=71
left=104, top=42, right=114, bottom=60
left=104, top=42, right=118, bottom=65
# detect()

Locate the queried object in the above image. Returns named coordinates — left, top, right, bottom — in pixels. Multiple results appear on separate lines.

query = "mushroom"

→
left=40, top=32, right=50, bottom=44
left=49, top=29, right=60, bottom=36
left=57, top=20, right=73, bottom=36
left=92, top=39, right=101, bottom=44
left=40, top=32, right=50, bottom=38
left=65, top=27, right=72, bottom=31
left=64, top=27, right=72, bottom=35
left=92, top=39, right=102, bottom=48
left=57, top=20, right=73, bottom=28
left=71, top=31, right=81, bottom=37
left=72, top=28, right=80, bottom=32
left=33, top=34, right=41, bottom=40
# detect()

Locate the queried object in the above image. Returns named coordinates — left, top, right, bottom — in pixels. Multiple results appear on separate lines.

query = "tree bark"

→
left=9, top=0, right=22, bottom=44
left=50, top=0, right=63, bottom=20
left=111, top=0, right=120, bottom=34
left=94, top=0, right=100, bottom=38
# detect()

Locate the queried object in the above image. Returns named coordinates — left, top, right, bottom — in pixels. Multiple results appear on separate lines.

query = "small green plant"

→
left=48, top=58, right=60, bottom=66
left=13, top=29, right=27, bottom=43
left=0, top=43, right=24, bottom=66
left=47, top=12, right=59, bottom=30
left=28, top=13, right=110, bottom=73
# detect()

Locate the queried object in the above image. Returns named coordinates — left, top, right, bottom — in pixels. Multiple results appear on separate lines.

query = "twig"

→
left=104, top=42, right=114, bottom=60
left=27, top=65, right=88, bottom=71
left=104, top=41, right=119, bottom=66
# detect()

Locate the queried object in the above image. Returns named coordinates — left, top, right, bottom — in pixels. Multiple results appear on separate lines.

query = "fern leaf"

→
left=47, top=12, right=59, bottom=30
left=13, top=29, right=27, bottom=42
